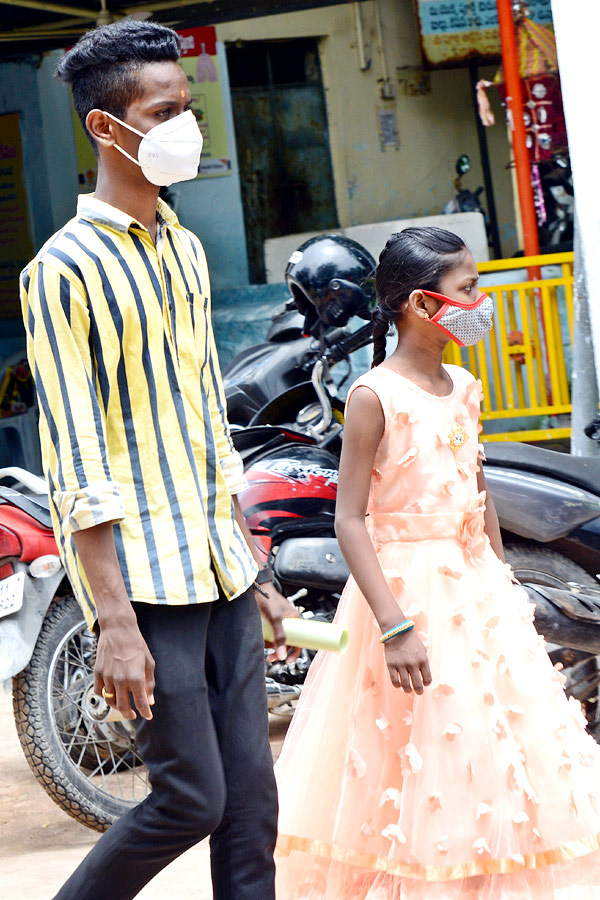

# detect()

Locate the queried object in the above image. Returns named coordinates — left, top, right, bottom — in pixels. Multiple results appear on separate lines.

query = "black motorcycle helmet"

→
left=285, top=234, right=376, bottom=336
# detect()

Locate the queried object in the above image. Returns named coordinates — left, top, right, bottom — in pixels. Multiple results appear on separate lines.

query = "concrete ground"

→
left=0, top=686, right=290, bottom=899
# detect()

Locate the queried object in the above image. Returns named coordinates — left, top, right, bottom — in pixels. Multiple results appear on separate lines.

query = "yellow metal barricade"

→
left=443, top=252, right=574, bottom=442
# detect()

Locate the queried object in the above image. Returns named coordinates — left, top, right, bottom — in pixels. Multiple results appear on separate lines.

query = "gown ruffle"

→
left=274, top=364, right=600, bottom=899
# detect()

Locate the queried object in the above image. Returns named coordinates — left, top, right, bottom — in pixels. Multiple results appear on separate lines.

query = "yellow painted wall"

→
left=217, top=0, right=517, bottom=257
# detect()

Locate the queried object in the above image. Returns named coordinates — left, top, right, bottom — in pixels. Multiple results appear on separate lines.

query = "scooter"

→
left=5, top=413, right=600, bottom=836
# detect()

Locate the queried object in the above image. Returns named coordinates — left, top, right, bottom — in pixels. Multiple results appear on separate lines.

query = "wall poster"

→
left=0, top=113, right=34, bottom=317
left=72, top=25, right=231, bottom=190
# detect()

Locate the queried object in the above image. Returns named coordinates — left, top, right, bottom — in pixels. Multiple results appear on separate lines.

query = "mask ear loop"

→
left=103, top=110, right=145, bottom=168
left=112, top=144, right=143, bottom=167
left=421, top=289, right=488, bottom=311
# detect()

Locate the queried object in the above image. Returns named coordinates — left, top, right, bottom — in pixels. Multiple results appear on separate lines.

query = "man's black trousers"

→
left=53, top=588, right=278, bottom=900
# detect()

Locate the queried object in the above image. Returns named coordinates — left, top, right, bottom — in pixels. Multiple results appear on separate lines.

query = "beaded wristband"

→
left=379, top=620, right=415, bottom=643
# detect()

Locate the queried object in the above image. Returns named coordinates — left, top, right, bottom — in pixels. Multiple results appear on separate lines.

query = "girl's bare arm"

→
left=477, top=466, right=505, bottom=561
left=335, top=386, right=431, bottom=693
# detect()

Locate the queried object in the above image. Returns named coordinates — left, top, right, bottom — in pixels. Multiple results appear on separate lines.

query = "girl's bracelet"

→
left=379, top=620, right=415, bottom=643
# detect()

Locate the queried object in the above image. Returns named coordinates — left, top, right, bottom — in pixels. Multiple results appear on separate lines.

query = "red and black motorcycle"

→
left=0, top=468, right=148, bottom=833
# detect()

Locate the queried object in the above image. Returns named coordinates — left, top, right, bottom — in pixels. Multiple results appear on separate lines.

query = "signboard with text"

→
left=415, top=0, right=553, bottom=68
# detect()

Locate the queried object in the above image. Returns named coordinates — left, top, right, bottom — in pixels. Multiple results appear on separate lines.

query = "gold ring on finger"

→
left=102, top=687, right=115, bottom=699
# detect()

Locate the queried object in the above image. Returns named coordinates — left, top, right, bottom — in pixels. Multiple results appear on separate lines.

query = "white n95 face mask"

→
left=104, top=109, right=203, bottom=187
left=422, top=288, right=494, bottom=347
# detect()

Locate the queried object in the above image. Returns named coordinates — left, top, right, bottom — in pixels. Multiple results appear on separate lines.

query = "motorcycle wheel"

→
left=12, top=594, right=148, bottom=832
left=505, top=544, right=600, bottom=741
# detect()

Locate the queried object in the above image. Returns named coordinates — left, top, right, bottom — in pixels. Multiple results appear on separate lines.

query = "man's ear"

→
left=86, top=110, right=116, bottom=149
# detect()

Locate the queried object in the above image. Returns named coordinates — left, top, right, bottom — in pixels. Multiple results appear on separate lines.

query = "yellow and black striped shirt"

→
left=21, top=195, right=257, bottom=627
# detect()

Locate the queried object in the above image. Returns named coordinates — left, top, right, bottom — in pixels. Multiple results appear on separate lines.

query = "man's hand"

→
left=94, top=616, right=156, bottom=720
left=253, top=580, right=302, bottom=663
left=71, top=522, right=156, bottom=720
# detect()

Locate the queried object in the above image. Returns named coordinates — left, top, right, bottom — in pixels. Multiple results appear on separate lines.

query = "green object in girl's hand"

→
left=262, top=617, right=348, bottom=653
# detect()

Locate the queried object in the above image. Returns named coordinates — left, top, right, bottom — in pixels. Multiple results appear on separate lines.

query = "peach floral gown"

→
left=274, top=364, right=600, bottom=900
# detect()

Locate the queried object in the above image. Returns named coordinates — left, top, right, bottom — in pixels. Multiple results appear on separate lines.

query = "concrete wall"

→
left=217, top=0, right=517, bottom=257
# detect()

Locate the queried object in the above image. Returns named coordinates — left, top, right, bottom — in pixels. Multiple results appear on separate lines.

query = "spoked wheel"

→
left=505, top=544, right=600, bottom=742
left=13, top=594, right=149, bottom=832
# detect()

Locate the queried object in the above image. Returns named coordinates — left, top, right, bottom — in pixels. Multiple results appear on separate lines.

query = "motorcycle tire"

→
left=12, top=594, right=148, bottom=832
left=504, top=545, right=597, bottom=591
left=505, top=544, right=600, bottom=742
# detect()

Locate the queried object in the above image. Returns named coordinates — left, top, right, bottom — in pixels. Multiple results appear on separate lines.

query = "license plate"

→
left=0, top=571, right=25, bottom=619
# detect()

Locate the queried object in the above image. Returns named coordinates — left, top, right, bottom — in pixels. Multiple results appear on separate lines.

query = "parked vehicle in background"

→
left=443, top=154, right=488, bottom=223
left=0, top=468, right=147, bottom=832
left=223, top=233, right=376, bottom=427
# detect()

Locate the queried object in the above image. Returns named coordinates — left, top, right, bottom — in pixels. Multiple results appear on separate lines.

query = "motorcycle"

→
left=0, top=467, right=147, bottom=832
left=443, top=154, right=488, bottom=222
left=483, top=440, right=600, bottom=739
left=536, top=154, right=574, bottom=251
left=224, top=233, right=377, bottom=427
left=223, top=299, right=315, bottom=427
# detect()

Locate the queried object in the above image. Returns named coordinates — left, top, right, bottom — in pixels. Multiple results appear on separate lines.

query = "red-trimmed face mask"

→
left=422, top=289, right=493, bottom=347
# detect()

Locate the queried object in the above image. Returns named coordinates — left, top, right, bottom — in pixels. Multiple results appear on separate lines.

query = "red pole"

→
left=496, top=0, right=540, bottom=257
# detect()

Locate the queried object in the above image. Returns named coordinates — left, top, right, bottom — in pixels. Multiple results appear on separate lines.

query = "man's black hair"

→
left=56, top=19, right=181, bottom=150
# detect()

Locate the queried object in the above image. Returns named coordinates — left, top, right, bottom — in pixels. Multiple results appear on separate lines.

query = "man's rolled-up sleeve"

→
left=219, top=449, right=248, bottom=496
left=21, top=260, right=125, bottom=534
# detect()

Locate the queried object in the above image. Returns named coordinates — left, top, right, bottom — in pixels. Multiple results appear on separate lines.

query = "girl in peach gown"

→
left=275, top=227, right=600, bottom=899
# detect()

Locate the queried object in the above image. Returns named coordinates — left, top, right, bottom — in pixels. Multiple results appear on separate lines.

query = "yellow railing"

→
left=443, top=252, right=574, bottom=442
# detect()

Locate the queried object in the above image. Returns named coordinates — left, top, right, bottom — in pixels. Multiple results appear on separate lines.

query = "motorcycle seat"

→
left=0, top=486, right=53, bottom=529
left=484, top=442, right=600, bottom=497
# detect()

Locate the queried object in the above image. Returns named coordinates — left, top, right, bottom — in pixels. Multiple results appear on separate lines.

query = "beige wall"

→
left=217, top=0, right=518, bottom=258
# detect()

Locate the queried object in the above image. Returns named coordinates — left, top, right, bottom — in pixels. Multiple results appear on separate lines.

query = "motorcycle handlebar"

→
left=324, top=324, right=373, bottom=364
left=300, top=323, right=373, bottom=372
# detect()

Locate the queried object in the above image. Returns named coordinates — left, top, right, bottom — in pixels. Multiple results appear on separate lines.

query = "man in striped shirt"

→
left=21, top=19, right=294, bottom=900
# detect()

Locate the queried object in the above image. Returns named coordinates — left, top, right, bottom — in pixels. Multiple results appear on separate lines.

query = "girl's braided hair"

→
left=371, top=227, right=467, bottom=367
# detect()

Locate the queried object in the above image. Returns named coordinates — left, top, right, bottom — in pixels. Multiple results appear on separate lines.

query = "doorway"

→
left=227, top=39, right=338, bottom=283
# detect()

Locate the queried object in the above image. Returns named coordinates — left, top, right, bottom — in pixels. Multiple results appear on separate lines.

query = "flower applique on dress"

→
left=446, top=422, right=472, bottom=477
